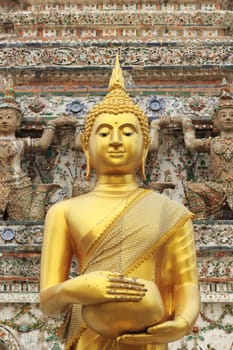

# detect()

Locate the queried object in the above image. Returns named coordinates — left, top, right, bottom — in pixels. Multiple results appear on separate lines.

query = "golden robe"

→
left=61, top=189, right=197, bottom=350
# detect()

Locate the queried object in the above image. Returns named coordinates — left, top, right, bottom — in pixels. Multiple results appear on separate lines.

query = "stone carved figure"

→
left=40, top=56, right=200, bottom=350
left=0, top=80, right=62, bottom=221
left=181, top=84, right=233, bottom=220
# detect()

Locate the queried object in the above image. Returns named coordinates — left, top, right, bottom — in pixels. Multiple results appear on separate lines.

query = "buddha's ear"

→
left=139, top=144, right=149, bottom=180
left=80, top=132, right=91, bottom=180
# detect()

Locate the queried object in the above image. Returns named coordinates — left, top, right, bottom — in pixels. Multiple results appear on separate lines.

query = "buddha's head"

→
left=212, top=80, right=233, bottom=132
left=0, top=79, right=22, bottom=135
left=81, top=56, right=150, bottom=179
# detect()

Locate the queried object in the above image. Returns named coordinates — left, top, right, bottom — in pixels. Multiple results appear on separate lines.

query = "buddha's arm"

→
left=146, top=219, right=200, bottom=343
left=40, top=203, right=73, bottom=316
left=168, top=219, right=200, bottom=328
left=118, top=219, right=200, bottom=345
left=40, top=203, right=147, bottom=317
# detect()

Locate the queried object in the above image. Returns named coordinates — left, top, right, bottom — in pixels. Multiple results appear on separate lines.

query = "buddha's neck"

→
left=94, top=174, right=139, bottom=195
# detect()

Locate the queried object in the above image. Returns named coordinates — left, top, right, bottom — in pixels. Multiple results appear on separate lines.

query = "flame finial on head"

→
left=108, top=54, right=125, bottom=92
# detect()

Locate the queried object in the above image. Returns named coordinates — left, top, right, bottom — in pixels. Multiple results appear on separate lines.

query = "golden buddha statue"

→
left=40, top=56, right=200, bottom=350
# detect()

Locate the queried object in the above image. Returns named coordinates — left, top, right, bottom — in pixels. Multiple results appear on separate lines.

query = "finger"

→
left=108, top=282, right=147, bottom=291
left=117, top=333, right=153, bottom=345
left=109, top=276, right=145, bottom=287
left=147, top=321, right=173, bottom=334
left=107, top=289, right=146, bottom=298
left=107, top=272, right=124, bottom=278
left=107, top=286, right=146, bottom=296
left=107, top=273, right=146, bottom=288
left=107, top=294, right=145, bottom=302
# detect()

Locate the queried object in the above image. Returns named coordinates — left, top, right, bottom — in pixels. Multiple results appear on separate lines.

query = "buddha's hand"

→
left=76, top=271, right=147, bottom=305
left=117, top=316, right=190, bottom=345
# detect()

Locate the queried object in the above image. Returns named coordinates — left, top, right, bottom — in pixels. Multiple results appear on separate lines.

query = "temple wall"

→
left=0, top=94, right=232, bottom=349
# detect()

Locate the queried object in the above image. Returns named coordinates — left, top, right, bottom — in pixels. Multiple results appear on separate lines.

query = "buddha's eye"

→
left=122, top=127, right=134, bottom=137
left=99, top=132, right=109, bottom=137
left=98, top=128, right=110, bottom=137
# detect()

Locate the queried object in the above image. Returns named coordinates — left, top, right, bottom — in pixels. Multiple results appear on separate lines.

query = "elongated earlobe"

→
left=139, top=147, right=149, bottom=180
left=80, top=132, right=91, bottom=180
left=139, top=162, right=146, bottom=180
left=84, top=151, right=91, bottom=180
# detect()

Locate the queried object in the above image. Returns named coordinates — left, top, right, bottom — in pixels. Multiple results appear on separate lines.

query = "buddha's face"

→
left=214, top=108, right=233, bottom=132
left=88, top=113, right=145, bottom=175
left=0, top=108, right=20, bottom=136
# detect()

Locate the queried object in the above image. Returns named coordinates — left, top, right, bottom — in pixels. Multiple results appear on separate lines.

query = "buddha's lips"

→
left=108, top=152, right=125, bottom=157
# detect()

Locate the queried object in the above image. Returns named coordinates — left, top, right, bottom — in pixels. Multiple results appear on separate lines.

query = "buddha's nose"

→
left=110, top=129, right=122, bottom=146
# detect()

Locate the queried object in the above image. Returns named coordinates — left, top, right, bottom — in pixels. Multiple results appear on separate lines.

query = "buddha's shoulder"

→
left=47, top=192, right=96, bottom=213
left=148, top=191, right=188, bottom=211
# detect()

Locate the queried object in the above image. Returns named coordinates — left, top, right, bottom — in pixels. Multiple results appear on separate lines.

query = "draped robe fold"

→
left=61, top=189, right=195, bottom=350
